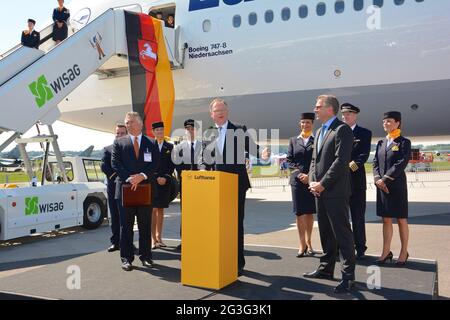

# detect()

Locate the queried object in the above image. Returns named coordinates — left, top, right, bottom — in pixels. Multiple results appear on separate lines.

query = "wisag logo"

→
left=25, top=196, right=39, bottom=215
left=189, top=0, right=254, bottom=12
left=28, top=75, right=54, bottom=108
left=28, top=64, right=81, bottom=108
left=24, top=196, right=64, bottom=216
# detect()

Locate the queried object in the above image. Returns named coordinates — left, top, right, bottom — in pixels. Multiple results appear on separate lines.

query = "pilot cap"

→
left=184, top=119, right=196, bottom=128
left=341, top=103, right=360, bottom=113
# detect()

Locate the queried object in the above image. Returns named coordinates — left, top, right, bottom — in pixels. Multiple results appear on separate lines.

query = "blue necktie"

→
left=318, top=125, right=327, bottom=150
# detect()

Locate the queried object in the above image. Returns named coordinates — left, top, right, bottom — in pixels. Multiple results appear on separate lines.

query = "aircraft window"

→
left=233, top=15, right=241, bottom=28
left=394, top=0, right=405, bottom=5
left=249, top=12, right=257, bottom=25
left=299, top=5, right=308, bottom=19
left=335, top=1, right=345, bottom=13
left=281, top=7, right=291, bottom=21
left=203, top=19, right=211, bottom=32
left=373, top=0, right=384, bottom=7
left=265, top=10, right=274, bottom=23
left=317, top=2, right=326, bottom=16
left=354, top=0, right=364, bottom=11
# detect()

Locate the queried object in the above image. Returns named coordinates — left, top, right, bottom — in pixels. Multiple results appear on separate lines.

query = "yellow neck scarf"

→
left=387, top=129, right=401, bottom=140
left=301, top=130, right=312, bottom=139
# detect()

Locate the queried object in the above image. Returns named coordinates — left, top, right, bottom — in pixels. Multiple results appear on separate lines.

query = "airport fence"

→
left=250, top=170, right=450, bottom=190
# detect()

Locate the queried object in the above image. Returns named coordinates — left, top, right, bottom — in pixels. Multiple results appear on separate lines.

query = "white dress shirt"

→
left=215, top=120, right=228, bottom=153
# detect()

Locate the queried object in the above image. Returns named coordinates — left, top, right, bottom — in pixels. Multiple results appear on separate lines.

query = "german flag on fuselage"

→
left=124, top=11, right=175, bottom=138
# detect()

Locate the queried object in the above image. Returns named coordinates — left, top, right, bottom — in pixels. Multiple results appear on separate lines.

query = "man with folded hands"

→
left=112, top=112, right=159, bottom=271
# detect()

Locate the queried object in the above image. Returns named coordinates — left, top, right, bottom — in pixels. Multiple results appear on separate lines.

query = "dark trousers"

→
left=108, top=184, right=121, bottom=246
left=316, top=197, right=355, bottom=280
left=350, top=189, right=367, bottom=254
left=118, top=202, right=152, bottom=263
left=238, top=188, right=246, bottom=271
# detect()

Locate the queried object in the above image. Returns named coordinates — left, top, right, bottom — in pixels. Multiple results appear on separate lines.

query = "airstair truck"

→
left=0, top=5, right=153, bottom=241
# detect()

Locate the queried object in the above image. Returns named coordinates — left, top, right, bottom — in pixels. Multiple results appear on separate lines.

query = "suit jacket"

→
left=101, top=145, right=116, bottom=184
left=350, top=125, right=372, bottom=191
left=174, top=140, right=202, bottom=176
left=21, top=30, right=40, bottom=49
left=287, top=135, right=314, bottom=186
left=111, top=135, right=159, bottom=200
left=373, top=136, right=411, bottom=188
left=309, top=118, right=353, bottom=199
left=204, top=121, right=261, bottom=191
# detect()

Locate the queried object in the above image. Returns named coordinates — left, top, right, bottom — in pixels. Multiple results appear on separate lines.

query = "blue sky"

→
left=0, top=0, right=114, bottom=152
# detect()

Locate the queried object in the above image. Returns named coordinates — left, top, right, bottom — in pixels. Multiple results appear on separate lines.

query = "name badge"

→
left=144, top=152, right=152, bottom=162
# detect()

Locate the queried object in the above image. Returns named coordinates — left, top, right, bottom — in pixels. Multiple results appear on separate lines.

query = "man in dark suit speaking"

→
left=112, top=112, right=159, bottom=271
left=304, top=95, right=356, bottom=293
left=204, top=98, right=270, bottom=275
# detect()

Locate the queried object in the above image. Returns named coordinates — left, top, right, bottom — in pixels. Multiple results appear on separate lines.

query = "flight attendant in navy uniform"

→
left=151, top=122, right=175, bottom=249
left=287, top=112, right=317, bottom=258
left=373, top=111, right=411, bottom=266
left=341, top=103, right=372, bottom=260
left=21, top=19, right=40, bottom=49
left=52, top=0, right=70, bottom=44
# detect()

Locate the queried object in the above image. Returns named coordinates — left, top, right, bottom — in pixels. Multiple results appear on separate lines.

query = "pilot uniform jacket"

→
left=287, top=135, right=316, bottom=214
left=373, top=135, right=411, bottom=218
left=350, top=125, right=372, bottom=191
left=153, top=140, right=175, bottom=208
left=52, top=7, right=70, bottom=41
left=21, top=30, right=40, bottom=49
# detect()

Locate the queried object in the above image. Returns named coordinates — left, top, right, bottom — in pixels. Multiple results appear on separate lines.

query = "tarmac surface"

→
left=0, top=177, right=448, bottom=299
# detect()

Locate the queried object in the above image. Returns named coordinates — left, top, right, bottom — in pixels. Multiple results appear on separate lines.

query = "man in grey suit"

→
left=303, top=95, right=356, bottom=293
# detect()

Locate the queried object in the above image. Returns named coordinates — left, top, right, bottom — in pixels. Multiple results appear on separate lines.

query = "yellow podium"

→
left=181, top=170, right=238, bottom=289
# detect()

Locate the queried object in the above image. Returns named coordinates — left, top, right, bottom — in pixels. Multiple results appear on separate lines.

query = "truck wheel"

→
left=83, top=197, right=106, bottom=229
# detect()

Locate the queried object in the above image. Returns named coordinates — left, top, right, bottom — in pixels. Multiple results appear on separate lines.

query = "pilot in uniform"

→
left=340, top=103, right=372, bottom=259
left=21, top=19, right=40, bottom=49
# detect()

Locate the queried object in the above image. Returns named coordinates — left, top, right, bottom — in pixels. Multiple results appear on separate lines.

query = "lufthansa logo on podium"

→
left=194, top=175, right=216, bottom=181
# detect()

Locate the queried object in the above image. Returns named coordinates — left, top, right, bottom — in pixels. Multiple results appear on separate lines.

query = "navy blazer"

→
left=21, top=30, right=40, bottom=49
left=111, top=135, right=159, bottom=200
left=350, top=125, right=372, bottom=191
left=101, top=145, right=116, bottom=182
left=373, top=136, right=411, bottom=188
left=287, top=135, right=314, bottom=186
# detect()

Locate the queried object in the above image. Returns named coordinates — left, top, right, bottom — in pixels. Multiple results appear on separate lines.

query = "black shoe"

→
left=121, top=261, right=133, bottom=271
left=395, top=252, right=409, bottom=266
left=108, top=244, right=119, bottom=252
left=141, top=259, right=154, bottom=268
left=334, top=279, right=355, bottom=294
left=376, top=251, right=393, bottom=265
left=296, top=248, right=308, bottom=258
left=238, top=268, right=245, bottom=277
left=175, top=244, right=182, bottom=252
left=303, top=269, right=334, bottom=280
